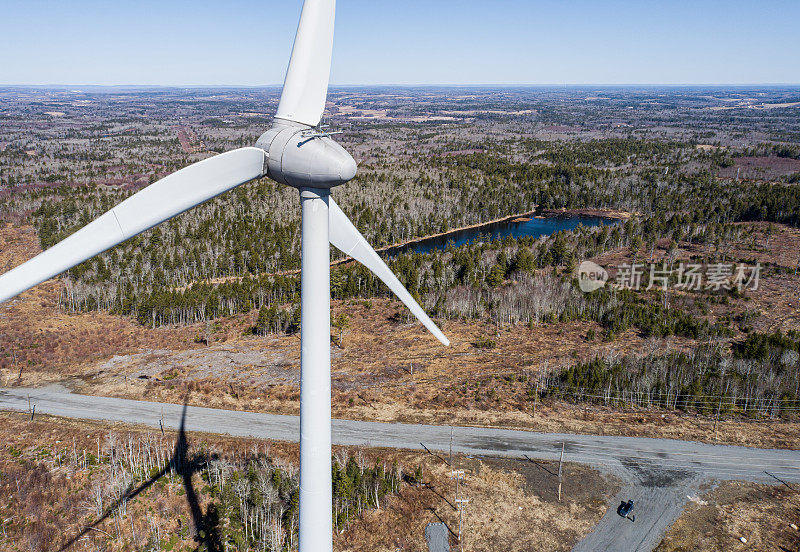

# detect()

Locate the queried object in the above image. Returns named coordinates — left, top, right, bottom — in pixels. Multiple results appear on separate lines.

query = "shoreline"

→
left=374, top=206, right=629, bottom=256
left=182, top=207, right=629, bottom=289
left=374, top=208, right=541, bottom=256
left=538, top=207, right=632, bottom=221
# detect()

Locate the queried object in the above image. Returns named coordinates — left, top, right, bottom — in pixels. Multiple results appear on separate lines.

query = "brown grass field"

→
left=1, top=221, right=799, bottom=451
left=0, top=411, right=615, bottom=552
left=718, top=156, right=800, bottom=180
left=1, top=218, right=800, bottom=551
left=655, top=480, right=800, bottom=552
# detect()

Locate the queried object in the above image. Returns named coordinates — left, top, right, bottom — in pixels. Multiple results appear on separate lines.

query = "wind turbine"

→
left=0, top=1, right=449, bottom=550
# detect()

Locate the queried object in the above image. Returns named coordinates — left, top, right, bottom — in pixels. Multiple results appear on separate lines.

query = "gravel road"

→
left=2, top=385, right=798, bottom=551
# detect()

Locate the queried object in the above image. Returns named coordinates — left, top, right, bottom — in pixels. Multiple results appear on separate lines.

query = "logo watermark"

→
left=578, top=261, right=609, bottom=292
left=577, top=262, right=761, bottom=293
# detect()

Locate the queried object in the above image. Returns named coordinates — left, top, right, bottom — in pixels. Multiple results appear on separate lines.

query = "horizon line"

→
left=2, top=82, right=800, bottom=89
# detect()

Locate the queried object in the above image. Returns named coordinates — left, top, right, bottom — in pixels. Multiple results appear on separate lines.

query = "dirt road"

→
left=2, top=385, right=798, bottom=551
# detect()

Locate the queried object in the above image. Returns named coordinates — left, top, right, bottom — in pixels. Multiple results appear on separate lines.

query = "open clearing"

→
left=655, top=480, right=800, bottom=552
left=2, top=385, right=799, bottom=551
left=0, top=410, right=614, bottom=552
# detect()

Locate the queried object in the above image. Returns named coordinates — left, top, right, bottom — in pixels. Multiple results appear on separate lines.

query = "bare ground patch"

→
left=655, top=480, right=800, bottom=552
left=719, top=156, right=800, bottom=180
left=0, top=411, right=613, bottom=552
left=1, top=222, right=799, bottom=450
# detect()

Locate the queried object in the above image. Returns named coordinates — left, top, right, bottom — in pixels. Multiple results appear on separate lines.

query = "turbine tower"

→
left=0, top=1, right=449, bottom=550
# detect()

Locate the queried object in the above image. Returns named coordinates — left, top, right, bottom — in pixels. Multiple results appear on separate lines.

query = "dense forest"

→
left=2, top=105, right=799, bottom=419
left=3, top=136, right=796, bottom=330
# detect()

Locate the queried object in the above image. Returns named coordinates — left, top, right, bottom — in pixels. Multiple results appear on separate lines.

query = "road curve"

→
left=2, top=385, right=799, bottom=551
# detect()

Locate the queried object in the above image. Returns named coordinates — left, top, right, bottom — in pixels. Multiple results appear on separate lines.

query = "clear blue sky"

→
left=1, top=0, right=798, bottom=86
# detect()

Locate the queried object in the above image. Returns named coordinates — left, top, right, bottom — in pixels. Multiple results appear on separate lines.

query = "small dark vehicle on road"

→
left=617, top=500, right=635, bottom=521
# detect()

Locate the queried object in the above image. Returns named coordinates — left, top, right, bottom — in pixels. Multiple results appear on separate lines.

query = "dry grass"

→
left=1, top=222, right=799, bottom=451
left=0, top=412, right=615, bottom=551
left=0, top=223, right=200, bottom=386
left=455, top=457, right=616, bottom=551
left=656, top=480, right=800, bottom=552
left=313, top=448, right=614, bottom=552
left=0, top=411, right=297, bottom=552
left=590, top=222, right=800, bottom=334
left=718, top=156, right=800, bottom=180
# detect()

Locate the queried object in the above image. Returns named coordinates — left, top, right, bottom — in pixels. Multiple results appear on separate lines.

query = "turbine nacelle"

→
left=257, top=119, right=357, bottom=189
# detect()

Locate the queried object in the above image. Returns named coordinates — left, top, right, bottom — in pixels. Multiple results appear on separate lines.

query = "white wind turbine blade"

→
left=275, top=0, right=335, bottom=127
left=0, top=147, right=267, bottom=305
left=328, top=198, right=450, bottom=346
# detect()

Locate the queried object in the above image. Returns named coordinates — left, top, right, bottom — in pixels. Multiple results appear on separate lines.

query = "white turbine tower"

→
left=0, top=1, right=449, bottom=550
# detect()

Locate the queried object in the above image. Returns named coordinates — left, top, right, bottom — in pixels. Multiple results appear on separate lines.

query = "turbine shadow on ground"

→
left=421, top=481, right=457, bottom=511
left=426, top=506, right=459, bottom=539
left=524, top=453, right=558, bottom=477
left=58, top=396, right=223, bottom=552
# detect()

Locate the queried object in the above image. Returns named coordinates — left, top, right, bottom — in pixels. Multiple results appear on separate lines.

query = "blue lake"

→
left=386, top=214, right=614, bottom=256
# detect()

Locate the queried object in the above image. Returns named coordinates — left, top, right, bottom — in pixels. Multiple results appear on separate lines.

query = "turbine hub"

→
left=256, top=119, right=357, bottom=189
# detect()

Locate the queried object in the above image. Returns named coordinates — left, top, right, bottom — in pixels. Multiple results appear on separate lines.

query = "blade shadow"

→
left=523, top=454, right=558, bottom=476
left=426, top=507, right=459, bottom=539
left=58, top=397, right=222, bottom=552
left=419, top=442, right=451, bottom=467
left=421, top=482, right=457, bottom=511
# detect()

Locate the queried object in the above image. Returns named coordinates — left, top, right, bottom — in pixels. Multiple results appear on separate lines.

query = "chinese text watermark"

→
left=579, top=261, right=761, bottom=293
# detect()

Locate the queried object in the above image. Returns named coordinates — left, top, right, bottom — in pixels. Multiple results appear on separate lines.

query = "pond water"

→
left=385, top=214, right=615, bottom=256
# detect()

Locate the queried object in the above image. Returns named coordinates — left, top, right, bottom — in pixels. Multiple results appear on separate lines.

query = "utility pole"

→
left=449, top=427, right=454, bottom=467
left=451, top=469, right=467, bottom=548
left=558, top=442, right=565, bottom=502
left=451, top=469, right=465, bottom=507
left=455, top=497, right=469, bottom=548
left=713, top=395, right=723, bottom=440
